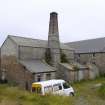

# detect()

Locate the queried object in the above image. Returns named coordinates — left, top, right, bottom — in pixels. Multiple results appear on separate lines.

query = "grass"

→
left=0, top=77, right=105, bottom=105
left=98, top=83, right=105, bottom=98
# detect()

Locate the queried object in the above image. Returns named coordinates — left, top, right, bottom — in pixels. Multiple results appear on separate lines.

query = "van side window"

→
left=63, top=82, right=70, bottom=89
left=44, top=86, right=52, bottom=93
left=59, top=85, right=62, bottom=90
left=53, top=84, right=62, bottom=91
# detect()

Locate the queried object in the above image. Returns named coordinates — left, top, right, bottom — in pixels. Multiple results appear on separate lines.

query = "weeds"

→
left=0, top=77, right=105, bottom=105
left=98, top=83, right=105, bottom=98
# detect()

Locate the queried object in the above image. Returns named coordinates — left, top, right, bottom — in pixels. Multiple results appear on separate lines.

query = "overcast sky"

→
left=0, top=0, right=105, bottom=46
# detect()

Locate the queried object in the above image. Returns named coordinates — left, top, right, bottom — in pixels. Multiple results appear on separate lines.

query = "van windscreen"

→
left=63, top=82, right=70, bottom=89
left=32, top=84, right=42, bottom=94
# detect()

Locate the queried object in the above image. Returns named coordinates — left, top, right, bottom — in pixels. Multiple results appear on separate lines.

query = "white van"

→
left=31, top=79, right=74, bottom=96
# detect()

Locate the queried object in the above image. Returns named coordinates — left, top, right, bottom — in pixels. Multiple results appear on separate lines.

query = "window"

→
left=58, top=85, right=62, bottom=90
left=37, top=74, right=41, bottom=82
left=63, top=82, right=70, bottom=89
left=44, top=86, right=53, bottom=94
left=93, top=53, right=95, bottom=57
left=53, top=84, right=62, bottom=91
left=37, top=87, right=41, bottom=94
left=32, top=87, right=41, bottom=94
left=78, top=54, right=80, bottom=57
left=46, top=73, right=51, bottom=80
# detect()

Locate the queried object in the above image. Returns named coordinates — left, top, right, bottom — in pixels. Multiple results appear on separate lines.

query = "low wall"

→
left=58, top=63, right=99, bottom=82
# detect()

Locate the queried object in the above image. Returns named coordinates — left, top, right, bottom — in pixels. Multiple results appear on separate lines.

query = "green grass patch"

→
left=98, top=83, right=105, bottom=98
left=0, top=77, right=105, bottom=105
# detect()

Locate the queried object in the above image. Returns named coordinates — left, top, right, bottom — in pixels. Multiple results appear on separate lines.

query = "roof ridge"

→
left=8, top=35, right=47, bottom=41
left=67, top=37, right=105, bottom=43
left=7, top=35, right=73, bottom=50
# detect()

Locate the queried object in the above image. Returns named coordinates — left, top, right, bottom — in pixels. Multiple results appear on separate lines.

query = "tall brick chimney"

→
left=48, top=12, right=60, bottom=67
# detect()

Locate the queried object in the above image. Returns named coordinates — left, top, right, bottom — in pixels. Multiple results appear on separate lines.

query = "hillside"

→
left=0, top=77, right=105, bottom=105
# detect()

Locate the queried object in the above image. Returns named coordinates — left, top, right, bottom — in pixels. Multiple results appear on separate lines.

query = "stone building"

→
left=0, top=12, right=100, bottom=89
left=0, top=12, right=74, bottom=89
left=66, top=37, right=105, bottom=75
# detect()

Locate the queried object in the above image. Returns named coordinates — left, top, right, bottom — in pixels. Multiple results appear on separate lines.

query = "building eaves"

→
left=19, top=60, right=56, bottom=73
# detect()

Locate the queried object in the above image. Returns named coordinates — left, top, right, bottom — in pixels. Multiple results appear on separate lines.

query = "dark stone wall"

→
left=1, top=56, right=34, bottom=90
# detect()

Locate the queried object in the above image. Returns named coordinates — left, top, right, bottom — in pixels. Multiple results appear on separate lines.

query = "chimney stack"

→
left=48, top=12, right=60, bottom=67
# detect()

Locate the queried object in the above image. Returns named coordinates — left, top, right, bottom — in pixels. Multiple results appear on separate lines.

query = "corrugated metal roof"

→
left=66, top=37, right=105, bottom=53
left=8, top=35, right=73, bottom=50
left=19, top=60, right=55, bottom=73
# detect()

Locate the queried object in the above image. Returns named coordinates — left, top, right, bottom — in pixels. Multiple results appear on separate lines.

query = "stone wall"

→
left=1, top=56, right=34, bottom=90
left=1, top=37, right=18, bottom=58
left=1, top=55, right=56, bottom=89
left=34, top=72, right=56, bottom=82
left=59, top=64, right=89, bottom=82
left=61, top=49, right=74, bottom=63
left=87, top=63, right=99, bottom=79
left=75, top=52, right=105, bottom=75
left=58, top=63, right=99, bottom=82
left=58, top=63, right=70, bottom=81
left=19, top=46, right=46, bottom=60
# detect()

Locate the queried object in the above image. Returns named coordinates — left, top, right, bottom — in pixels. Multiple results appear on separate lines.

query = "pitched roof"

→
left=8, top=35, right=73, bottom=50
left=9, top=35, right=47, bottom=48
left=66, top=37, right=105, bottom=53
left=19, top=60, right=55, bottom=73
left=59, top=62, right=87, bottom=71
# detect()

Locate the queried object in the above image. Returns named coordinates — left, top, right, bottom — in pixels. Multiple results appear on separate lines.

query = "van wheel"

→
left=69, top=92, right=74, bottom=96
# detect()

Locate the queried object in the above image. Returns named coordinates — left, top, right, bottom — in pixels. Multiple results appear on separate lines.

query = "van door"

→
left=62, top=82, right=71, bottom=96
left=44, top=85, right=53, bottom=95
left=53, top=83, right=64, bottom=95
